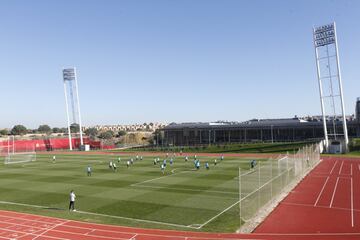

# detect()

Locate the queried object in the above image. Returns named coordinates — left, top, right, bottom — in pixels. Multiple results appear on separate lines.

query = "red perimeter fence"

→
left=0, top=137, right=115, bottom=154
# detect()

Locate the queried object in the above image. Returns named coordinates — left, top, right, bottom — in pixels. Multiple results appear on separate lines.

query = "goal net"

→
left=2, top=137, right=36, bottom=165
left=5, top=152, right=37, bottom=164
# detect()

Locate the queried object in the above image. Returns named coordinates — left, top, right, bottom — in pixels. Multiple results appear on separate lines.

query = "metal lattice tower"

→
left=63, top=68, right=84, bottom=150
left=313, top=22, right=348, bottom=151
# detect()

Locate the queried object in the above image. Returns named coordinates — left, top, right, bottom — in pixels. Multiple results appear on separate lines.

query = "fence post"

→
left=239, top=167, right=241, bottom=227
left=258, top=161, right=261, bottom=210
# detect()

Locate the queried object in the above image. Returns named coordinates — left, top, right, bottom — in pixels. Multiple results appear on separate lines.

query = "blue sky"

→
left=1, top=0, right=359, bottom=129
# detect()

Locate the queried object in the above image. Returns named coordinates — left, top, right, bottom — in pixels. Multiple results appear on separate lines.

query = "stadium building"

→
left=161, top=98, right=360, bottom=146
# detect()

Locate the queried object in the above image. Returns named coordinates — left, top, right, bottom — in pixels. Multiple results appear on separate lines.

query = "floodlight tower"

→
left=313, top=22, right=349, bottom=152
left=63, top=67, right=84, bottom=150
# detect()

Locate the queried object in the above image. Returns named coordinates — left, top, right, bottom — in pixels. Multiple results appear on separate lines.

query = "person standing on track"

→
left=69, top=190, right=76, bottom=211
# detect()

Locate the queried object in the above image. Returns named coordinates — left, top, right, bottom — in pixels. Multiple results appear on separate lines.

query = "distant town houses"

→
left=83, top=123, right=166, bottom=132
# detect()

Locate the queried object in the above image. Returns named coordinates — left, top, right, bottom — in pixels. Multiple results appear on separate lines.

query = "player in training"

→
left=109, top=161, right=113, bottom=170
left=161, top=163, right=165, bottom=174
left=130, top=158, right=134, bottom=164
left=126, top=160, right=130, bottom=168
left=69, top=190, right=76, bottom=211
left=118, top=157, right=121, bottom=163
left=113, top=162, right=117, bottom=171
left=214, top=159, right=217, bottom=166
left=250, top=159, right=257, bottom=169
left=52, top=155, right=56, bottom=163
left=185, top=156, right=188, bottom=162
left=87, top=165, right=92, bottom=176
left=154, top=158, right=157, bottom=165
left=170, top=158, right=173, bottom=165
left=221, top=155, right=224, bottom=161
left=205, top=162, right=209, bottom=170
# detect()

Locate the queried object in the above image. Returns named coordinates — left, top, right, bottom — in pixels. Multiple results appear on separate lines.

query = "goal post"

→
left=5, top=152, right=37, bottom=164
left=3, top=136, right=37, bottom=165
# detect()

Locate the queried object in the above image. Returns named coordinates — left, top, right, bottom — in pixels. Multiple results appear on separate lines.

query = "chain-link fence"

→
left=240, top=143, right=321, bottom=224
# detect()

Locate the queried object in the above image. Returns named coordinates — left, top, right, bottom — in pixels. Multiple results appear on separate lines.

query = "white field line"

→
left=240, top=167, right=293, bottom=202
left=198, top=167, right=293, bottom=229
left=75, top=210, right=196, bottom=229
left=339, top=161, right=344, bottom=175
left=196, top=199, right=240, bottom=229
left=0, top=200, right=196, bottom=229
left=351, top=176, right=354, bottom=227
left=132, top=184, right=238, bottom=197
left=32, top=220, right=70, bottom=240
left=130, top=170, right=190, bottom=187
left=314, top=176, right=330, bottom=206
left=330, top=161, right=338, bottom=174
left=330, top=177, right=339, bottom=208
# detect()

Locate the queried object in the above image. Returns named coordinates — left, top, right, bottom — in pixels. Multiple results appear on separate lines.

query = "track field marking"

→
left=314, top=176, right=330, bottom=206
left=282, top=201, right=360, bottom=212
left=32, top=220, right=70, bottom=240
left=339, top=161, right=344, bottom=175
left=351, top=163, right=353, bottom=176
left=330, top=177, right=339, bottom=208
left=351, top=176, right=354, bottom=227
left=330, top=160, right=338, bottom=174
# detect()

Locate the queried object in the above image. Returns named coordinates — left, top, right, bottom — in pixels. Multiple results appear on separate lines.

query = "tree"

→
left=0, top=129, right=8, bottom=136
left=117, top=130, right=127, bottom=137
left=10, top=125, right=27, bottom=135
left=70, top=123, right=80, bottom=133
left=85, top=128, right=98, bottom=139
left=38, top=124, right=52, bottom=134
left=52, top=127, right=61, bottom=133
left=99, top=130, right=114, bottom=140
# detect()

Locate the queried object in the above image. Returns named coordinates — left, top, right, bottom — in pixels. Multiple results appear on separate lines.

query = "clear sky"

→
left=1, top=0, right=359, bottom=129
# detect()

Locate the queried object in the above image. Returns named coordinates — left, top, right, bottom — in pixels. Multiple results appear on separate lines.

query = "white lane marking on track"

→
left=339, top=161, right=344, bottom=175
left=314, top=176, right=330, bottom=206
left=32, top=220, right=70, bottom=240
left=351, top=177, right=354, bottom=227
left=330, top=161, right=338, bottom=174
left=330, top=177, right=339, bottom=208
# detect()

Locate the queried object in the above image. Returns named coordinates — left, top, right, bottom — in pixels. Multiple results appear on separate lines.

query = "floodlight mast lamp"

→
left=63, top=67, right=84, bottom=151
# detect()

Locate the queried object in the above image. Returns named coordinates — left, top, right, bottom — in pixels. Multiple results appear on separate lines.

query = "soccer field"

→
left=0, top=153, right=268, bottom=233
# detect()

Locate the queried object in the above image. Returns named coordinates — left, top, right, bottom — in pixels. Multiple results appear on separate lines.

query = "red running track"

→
left=254, top=156, right=360, bottom=239
left=1, top=156, right=360, bottom=239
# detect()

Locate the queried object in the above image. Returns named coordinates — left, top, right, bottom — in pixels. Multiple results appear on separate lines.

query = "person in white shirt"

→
left=52, top=156, right=56, bottom=163
left=69, top=190, right=76, bottom=211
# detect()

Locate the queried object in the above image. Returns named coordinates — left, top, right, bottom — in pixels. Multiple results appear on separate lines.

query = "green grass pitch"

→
left=0, top=153, right=268, bottom=232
